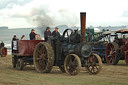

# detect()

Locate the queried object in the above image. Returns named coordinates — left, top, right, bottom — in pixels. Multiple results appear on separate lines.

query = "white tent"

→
left=94, top=28, right=101, bottom=33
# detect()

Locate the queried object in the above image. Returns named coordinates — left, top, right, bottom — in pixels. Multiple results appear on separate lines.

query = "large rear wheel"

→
left=86, top=53, right=102, bottom=74
left=105, top=42, right=120, bottom=65
left=33, top=42, right=54, bottom=73
left=64, top=54, right=81, bottom=75
left=125, top=52, right=128, bottom=64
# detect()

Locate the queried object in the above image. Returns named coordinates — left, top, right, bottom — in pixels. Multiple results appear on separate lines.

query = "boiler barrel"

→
left=62, top=43, right=91, bottom=58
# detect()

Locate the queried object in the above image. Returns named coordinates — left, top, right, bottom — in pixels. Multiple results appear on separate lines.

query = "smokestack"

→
left=80, top=12, right=86, bottom=42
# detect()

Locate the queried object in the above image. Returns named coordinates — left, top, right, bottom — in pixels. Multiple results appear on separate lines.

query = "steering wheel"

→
left=62, top=29, right=74, bottom=42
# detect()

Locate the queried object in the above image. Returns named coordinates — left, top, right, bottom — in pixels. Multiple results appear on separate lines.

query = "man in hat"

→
left=1, top=41, right=4, bottom=47
left=44, top=27, right=51, bottom=41
left=12, top=35, right=19, bottom=40
left=29, top=29, right=36, bottom=40
left=52, top=27, right=60, bottom=38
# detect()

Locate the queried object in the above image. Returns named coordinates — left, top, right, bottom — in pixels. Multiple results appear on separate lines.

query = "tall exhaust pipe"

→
left=80, top=12, right=86, bottom=42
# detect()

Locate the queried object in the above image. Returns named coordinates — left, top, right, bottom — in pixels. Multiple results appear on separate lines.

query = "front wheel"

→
left=86, top=53, right=102, bottom=74
left=17, top=58, right=24, bottom=70
left=64, top=54, right=81, bottom=75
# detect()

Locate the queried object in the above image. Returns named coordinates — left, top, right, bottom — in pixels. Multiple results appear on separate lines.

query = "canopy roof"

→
left=103, top=31, right=115, bottom=35
left=116, top=29, right=128, bottom=33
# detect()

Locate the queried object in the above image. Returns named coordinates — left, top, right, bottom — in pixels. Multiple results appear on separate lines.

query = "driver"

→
left=114, top=34, right=119, bottom=43
left=122, top=35, right=127, bottom=45
left=52, top=27, right=60, bottom=38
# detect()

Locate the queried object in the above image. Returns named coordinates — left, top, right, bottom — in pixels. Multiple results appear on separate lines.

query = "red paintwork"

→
left=12, top=40, right=44, bottom=56
left=1, top=47, right=7, bottom=57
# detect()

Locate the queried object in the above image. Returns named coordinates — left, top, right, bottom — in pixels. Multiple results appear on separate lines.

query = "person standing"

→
left=114, top=34, right=119, bottom=43
left=35, top=34, right=42, bottom=40
left=12, top=35, right=19, bottom=40
left=21, top=35, right=25, bottom=40
left=44, top=27, right=51, bottom=41
left=52, top=27, right=60, bottom=38
left=1, top=41, right=4, bottom=47
left=12, top=35, right=18, bottom=50
left=29, top=29, right=36, bottom=40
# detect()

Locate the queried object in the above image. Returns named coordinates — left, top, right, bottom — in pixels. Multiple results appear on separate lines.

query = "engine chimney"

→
left=80, top=12, right=86, bottom=42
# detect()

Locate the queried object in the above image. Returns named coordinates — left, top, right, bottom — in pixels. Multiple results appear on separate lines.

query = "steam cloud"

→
left=28, top=8, right=78, bottom=32
left=0, top=0, right=79, bottom=29
left=33, top=15, right=54, bottom=27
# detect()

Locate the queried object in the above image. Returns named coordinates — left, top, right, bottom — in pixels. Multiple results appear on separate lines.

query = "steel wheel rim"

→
left=17, top=58, right=24, bottom=70
left=105, top=43, right=116, bottom=64
left=2, top=47, right=7, bottom=57
left=86, top=54, right=102, bottom=74
left=35, top=44, right=48, bottom=71
left=65, top=54, right=81, bottom=75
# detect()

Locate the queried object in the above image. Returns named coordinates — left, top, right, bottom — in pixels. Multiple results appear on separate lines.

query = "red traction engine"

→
left=0, top=46, right=7, bottom=57
left=105, top=29, right=128, bottom=65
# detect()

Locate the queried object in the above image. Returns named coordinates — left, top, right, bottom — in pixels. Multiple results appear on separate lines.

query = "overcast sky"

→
left=0, top=0, right=128, bottom=28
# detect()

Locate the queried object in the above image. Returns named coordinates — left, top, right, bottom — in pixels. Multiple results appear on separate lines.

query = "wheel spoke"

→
left=108, top=44, right=111, bottom=49
left=36, top=57, right=42, bottom=61
left=107, top=54, right=112, bottom=58
left=109, top=57, right=113, bottom=63
left=112, top=51, right=115, bottom=54
left=86, top=54, right=102, bottom=74
left=94, top=65, right=99, bottom=70
left=69, top=56, right=73, bottom=64
left=36, top=49, right=42, bottom=55
left=90, top=66, right=94, bottom=72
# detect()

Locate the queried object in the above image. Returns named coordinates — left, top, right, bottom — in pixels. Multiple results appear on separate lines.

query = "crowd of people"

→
left=12, top=27, right=61, bottom=41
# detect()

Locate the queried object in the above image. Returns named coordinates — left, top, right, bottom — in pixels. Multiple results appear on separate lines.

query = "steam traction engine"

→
left=0, top=42, right=7, bottom=57
left=33, top=12, right=102, bottom=75
left=12, top=12, right=102, bottom=75
left=105, top=29, right=128, bottom=65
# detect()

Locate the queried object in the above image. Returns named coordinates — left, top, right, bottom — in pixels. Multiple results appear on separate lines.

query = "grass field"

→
left=0, top=55, right=128, bottom=85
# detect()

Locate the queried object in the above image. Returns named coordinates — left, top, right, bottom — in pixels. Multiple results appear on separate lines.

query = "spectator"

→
left=122, top=35, right=126, bottom=45
left=12, top=35, right=19, bottom=40
left=1, top=41, right=4, bottom=47
left=52, top=27, right=60, bottom=38
left=35, top=34, right=42, bottom=40
left=44, top=27, right=51, bottom=41
left=29, top=29, right=36, bottom=40
left=123, top=35, right=126, bottom=39
left=114, top=34, right=119, bottom=43
left=21, top=35, right=25, bottom=40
